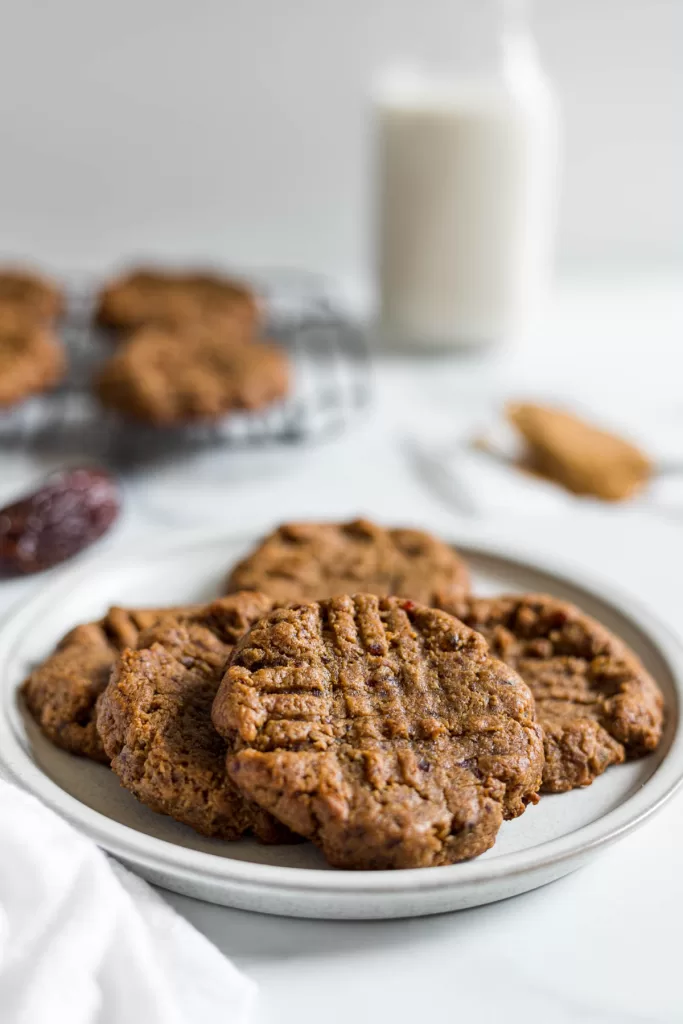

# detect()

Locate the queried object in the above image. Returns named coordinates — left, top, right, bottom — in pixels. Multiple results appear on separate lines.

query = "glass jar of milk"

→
left=375, top=0, right=560, bottom=349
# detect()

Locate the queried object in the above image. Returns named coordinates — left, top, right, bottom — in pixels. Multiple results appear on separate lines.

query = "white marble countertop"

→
left=1, top=271, right=682, bottom=1023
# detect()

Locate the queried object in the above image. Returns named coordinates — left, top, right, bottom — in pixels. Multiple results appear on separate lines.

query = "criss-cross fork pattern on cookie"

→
left=439, top=593, right=665, bottom=793
left=22, top=604, right=201, bottom=762
left=213, top=594, right=544, bottom=869
left=97, top=593, right=295, bottom=843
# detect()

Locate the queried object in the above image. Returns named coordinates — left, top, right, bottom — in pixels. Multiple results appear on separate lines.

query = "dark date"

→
left=0, top=467, right=120, bottom=577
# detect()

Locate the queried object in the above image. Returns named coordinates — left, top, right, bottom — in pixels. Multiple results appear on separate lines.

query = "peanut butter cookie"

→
left=0, top=266, right=63, bottom=323
left=95, top=267, right=258, bottom=335
left=97, top=594, right=294, bottom=842
left=0, top=310, right=65, bottom=407
left=507, top=403, right=652, bottom=501
left=96, top=325, right=288, bottom=424
left=23, top=604, right=198, bottom=762
left=213, top=594, right=543, bottom=869
left=226, top=519, right=470, bottom=605
left=440, top=593, right=664, bottom=792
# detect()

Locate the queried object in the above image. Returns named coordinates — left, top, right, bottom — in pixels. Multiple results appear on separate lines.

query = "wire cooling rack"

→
left=0, top=272, right=372, bottom=467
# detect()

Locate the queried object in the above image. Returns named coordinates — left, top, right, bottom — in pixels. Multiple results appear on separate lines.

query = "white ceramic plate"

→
left=0, top=531, right=681, bottom=919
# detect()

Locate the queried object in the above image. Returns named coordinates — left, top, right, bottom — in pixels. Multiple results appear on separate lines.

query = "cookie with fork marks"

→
left=212, top=594, right=544, bottom=869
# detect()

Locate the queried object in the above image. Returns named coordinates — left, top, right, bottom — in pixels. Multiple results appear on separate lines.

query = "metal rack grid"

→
left=0, top=275, right=372, bottom=467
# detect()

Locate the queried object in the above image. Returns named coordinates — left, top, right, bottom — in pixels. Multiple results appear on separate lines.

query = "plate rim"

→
left=1, top=527, right=681, bottom=897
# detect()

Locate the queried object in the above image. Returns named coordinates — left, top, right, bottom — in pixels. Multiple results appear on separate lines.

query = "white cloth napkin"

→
left=0, top=779, right=256, bottom=1024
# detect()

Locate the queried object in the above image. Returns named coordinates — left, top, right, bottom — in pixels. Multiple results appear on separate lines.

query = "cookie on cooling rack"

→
left=97, top=593, right=295, bottom=842
left=0, top=309, right=66, bottom=407
left=225, top=519, right=471, bottom=605
left=0, top=266, right=64, bottom=323
left=95, top=324, right=289, bottom=425
left=439, top=593, right=664, bottom=793
left=22, top=604, right=200, bottom=762
left=95, top=267, right=259, bottom=335
left=213, top=594, right=543, bottom=869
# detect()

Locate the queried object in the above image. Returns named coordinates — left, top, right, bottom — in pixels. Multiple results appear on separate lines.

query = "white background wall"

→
left=0, top=0, right=680, bottom=287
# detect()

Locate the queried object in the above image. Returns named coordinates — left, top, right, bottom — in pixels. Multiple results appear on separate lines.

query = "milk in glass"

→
left=375, top=1, right=559, bottom=348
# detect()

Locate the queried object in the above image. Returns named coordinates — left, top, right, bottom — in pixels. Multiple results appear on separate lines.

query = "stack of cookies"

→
left=23, top=518, right=665, bottom=870
left=0, top=264, right=289, bottom=423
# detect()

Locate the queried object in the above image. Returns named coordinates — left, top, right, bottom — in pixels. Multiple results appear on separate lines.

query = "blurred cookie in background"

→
left=507, top=402, right=653, bottom=501
left=226, top=519, right=471, bottom=605
left=0, top=266, right=64, bottom=324
left=95, top=323, right=289, bottom=425
left=95, top=266, right=259, bottom=337
left=0, top=309, right=66, bottom=407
